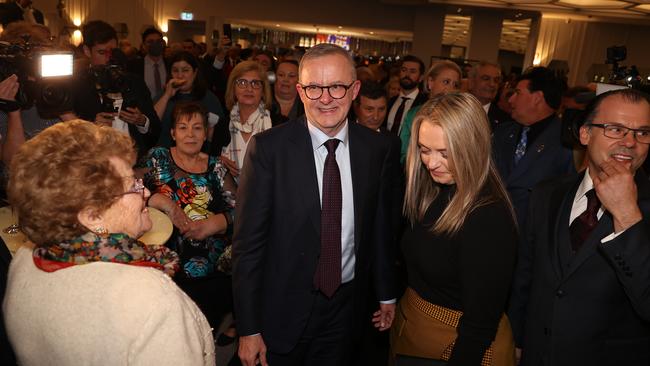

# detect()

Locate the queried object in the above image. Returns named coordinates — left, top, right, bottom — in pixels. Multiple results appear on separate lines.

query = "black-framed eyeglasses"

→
left=589, top=123, right=650, bottom=144
left=299, top=81, right=355, bottom=100
left=120, top=178, right=146, bottom=199
left=235, top=79, right=264, bottom=90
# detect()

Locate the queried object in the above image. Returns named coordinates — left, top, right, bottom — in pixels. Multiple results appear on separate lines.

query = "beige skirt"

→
left=390, top=288, right=515, bottom=366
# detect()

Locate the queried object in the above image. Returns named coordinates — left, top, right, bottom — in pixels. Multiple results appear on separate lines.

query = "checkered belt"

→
left=405, top=288, right=494, bottom=366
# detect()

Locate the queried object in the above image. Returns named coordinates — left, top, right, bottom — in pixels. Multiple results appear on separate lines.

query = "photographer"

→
left=0, top=21, right=76, bottom=167
left=73, top=20, right=160, bottom=156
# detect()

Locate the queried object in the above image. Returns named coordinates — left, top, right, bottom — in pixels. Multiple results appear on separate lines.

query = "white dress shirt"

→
left=570, top=169, right=623, bottom=242
left=482, top=102, right=491, bottom=114
left=307, top=120, right=356, bottom=284
left=144, top=55, right=167, bottom=99
left=387, top=88, right=420, bottom=133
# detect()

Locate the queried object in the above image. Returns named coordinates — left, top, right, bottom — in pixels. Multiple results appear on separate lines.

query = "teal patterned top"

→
left=139, top=147, right=236, bottom=278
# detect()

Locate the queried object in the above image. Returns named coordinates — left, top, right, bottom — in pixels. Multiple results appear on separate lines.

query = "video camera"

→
left=605, top=45, right=649, bottom=92
left=88, top=48, right=140, bottom=114
left=0, top=38, right=75, bottom=118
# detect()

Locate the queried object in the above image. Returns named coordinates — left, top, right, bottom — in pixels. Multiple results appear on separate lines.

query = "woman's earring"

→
left=94, top=226, right=108, bottom=236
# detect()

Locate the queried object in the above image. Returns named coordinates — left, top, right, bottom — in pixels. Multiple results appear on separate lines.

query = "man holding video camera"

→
left=73, top=20, right=160, bottom=156
left=0, top=21, right=78, bottom=168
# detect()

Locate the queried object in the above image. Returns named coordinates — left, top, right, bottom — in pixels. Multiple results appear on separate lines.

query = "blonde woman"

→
left=399, top=60, right=461, bottom=163
left=391, top=93, right=517, bottom=366
left=212, top=60, right=273, bottom=178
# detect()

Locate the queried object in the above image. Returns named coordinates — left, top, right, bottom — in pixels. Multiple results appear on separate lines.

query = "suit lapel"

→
left=348, top=123, right=369, bottom=252
left=561, top=171, right=650, bottom=281
left=549, top=176, right=580, bottom=279
left=507, top=122, right=556, bottom=184
left=288, top=117, right=321, bottom=237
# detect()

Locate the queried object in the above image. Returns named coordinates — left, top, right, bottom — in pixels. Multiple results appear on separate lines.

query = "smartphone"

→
left=223, top=23, right=233, bottom=46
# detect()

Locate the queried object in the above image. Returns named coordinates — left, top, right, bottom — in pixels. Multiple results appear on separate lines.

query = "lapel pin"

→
left=537, top=144, right=545, bottom=153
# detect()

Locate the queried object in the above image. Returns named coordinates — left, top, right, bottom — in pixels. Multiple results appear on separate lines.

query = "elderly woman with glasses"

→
left=154, top=51, right=228, bottom=154
left=138, top=101, right=236, bottom=336
left=210, top=60, right=273, bottom=178
left=4, top=120, right=215, bottom=365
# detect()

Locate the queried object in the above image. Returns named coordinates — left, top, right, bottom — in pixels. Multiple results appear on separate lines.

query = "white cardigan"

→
left=3, top=247, right=215, bottom=365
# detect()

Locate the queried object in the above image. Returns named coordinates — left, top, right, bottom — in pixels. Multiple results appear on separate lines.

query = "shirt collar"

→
left=307, top=119, right=349, bottom=151
left=144, top=55, right=160, bottom=66
left=399, top=88, right=419, bottom=100
left=575, top=168, right=595, bottom=203
left=483, top=102, right=491, bottom=114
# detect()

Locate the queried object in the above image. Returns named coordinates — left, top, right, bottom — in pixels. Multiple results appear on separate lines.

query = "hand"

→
left=119, top=107, right=146, bottom=126
left=238, top=334, right=268, bottom=366
left=593, top=160, right=642, bottom=232
left=167, top=204, right=192, bottom=233
left=0, top=74, right=19, bottom=101
left=183, top=215, right=223, bottom=240
left=95, top=112, right=115, bottom=127
left=372, top=303, right=396, bottom=331
left=515, top=347, right=522, bottom=365
left=220, top=155, right=240, bottom=177
left=164, top=78, right=184, bottom=97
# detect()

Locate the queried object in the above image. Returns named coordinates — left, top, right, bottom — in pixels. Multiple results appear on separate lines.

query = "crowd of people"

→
left=0, top=12, right=649, bottom=366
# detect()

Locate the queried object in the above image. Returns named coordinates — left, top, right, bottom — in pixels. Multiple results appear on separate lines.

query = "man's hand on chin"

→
left=238, top=334, right=268, bottom=366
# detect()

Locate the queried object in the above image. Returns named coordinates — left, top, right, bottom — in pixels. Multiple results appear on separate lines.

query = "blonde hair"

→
left=403, top=92, right=514, bottom=235
left=426, top=60, right=461, bottom=84
left=225, top=60, right=272, bottom=111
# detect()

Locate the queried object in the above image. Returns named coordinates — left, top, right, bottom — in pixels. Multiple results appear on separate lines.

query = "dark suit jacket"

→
left=383, top=91, right=428, bottom=133
left=0, top=2, right=43, bottom=27
left=487, top=102, right=511, bottom=131
left=232, top=117, right=398, bottom=353
left=0, top=238, right=16, bottom=365
left=511, top=172, right=650, bottom=366
left=73, top=71, right=161, bottom=157
left=493, top=116, right=574, bottom=228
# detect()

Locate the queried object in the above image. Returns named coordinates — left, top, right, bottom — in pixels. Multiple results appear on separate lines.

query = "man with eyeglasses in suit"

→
left=233, top=43, right=399, bottom=366
left=510, top=88, right=650, bottom=366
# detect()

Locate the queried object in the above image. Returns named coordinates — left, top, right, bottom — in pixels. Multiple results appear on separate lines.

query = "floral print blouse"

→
left=139, top=147, right=236, bottom=278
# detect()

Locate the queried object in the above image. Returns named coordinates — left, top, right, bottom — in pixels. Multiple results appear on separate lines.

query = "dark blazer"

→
left=73, top=71, right=161, bottom=157
left=232, top=117, right=398, bottom=353
left=487, top=102, right=511, bottom=131
left=0, top=238, right=16, bottom=365
left=493, top=116, right=574, bottom=228
left=511, top=172, right=650, bottom=366
left=383, top=91, right=428, bottom=133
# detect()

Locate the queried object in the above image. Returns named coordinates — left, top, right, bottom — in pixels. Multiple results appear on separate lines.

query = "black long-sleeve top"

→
left=401, top=184, right=518, bottom=365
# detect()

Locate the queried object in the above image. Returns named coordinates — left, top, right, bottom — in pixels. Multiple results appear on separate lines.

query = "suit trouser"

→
left=267, top=281, right=355, bottom=366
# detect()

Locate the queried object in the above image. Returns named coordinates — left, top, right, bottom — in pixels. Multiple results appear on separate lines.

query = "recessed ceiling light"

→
left=275, top=24, right=280, bottom=27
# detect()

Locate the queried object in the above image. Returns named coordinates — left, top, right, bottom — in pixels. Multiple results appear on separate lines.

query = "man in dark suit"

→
left=384, top=55, right=427, bottom=136
left=73, top=20, right=160, bottom=157
left=233, top=43, right=398, bottom=366
left=126, top=27, right=167, bottom=100
left=468, top=60, right=510, bottom=130
left=0, top=238, right=16, bottom=365
left=511, top=88, right=650, bottom=366
left=493, top=66, right=574, bottom=231
left=0, top=0, right=43, bottom=27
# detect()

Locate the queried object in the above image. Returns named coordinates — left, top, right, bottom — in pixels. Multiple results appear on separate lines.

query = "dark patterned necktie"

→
left=569, top=189, right=601, bottom=252
left=391, top=97, right=409, bottom=135
left=513, top=126, right=530, bottom=165
left=314, top=139, right=342, bottom=298
left=153, top=62, right=162, bottom=97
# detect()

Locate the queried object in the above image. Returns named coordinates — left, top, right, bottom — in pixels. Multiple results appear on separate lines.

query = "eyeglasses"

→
left=121, top=178, right=146, bottom=199
left=589, top=123, right=650, bottom=144
left=299, top=81, right=355, bottom=100
left=235, top=79, right=264, bottom=89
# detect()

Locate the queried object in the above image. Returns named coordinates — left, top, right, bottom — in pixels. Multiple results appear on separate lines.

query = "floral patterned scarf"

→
left=32, top=232, right=180, bottom=276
